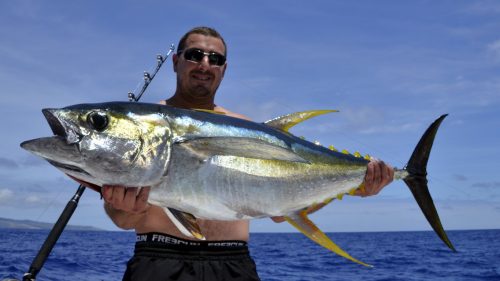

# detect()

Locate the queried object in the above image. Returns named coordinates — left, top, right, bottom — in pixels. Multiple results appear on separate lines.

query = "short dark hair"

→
left=177, top=26, right=227, bottom=57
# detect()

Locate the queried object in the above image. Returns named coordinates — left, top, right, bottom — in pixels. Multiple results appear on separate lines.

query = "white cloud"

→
left=327, top=107, right=419, bottom=135
left=358, top=122, right=420, bottom=135
left=0, top=157, right=19, bottom=169
left=488, top=39, right=500, bottom=61
left=464, top=0, right=500, bottom=15
left=0, top=189, right=14, bottom=201
left=25, top=195, right=42, bottom=204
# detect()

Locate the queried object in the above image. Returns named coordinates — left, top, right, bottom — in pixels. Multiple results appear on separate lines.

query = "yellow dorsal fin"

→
left=284, top=210, right=372, bottom=267
left=264, top=110, right=338, bottom=132
left=193, top=109, right=226, bottom=115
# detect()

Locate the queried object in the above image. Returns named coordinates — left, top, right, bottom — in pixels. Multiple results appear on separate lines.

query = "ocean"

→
left=1, top=229, right=499, bottom=280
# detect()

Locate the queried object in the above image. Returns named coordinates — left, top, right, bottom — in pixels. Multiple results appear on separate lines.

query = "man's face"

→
left=173, top=34, right=227, bottom=101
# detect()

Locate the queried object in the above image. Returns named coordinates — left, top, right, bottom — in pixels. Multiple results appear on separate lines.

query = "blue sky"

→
left=0, top=0, right=499, bottom=232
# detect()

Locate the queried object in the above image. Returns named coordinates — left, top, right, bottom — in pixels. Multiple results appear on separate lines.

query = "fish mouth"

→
left=20, top=136, right=93, bottom=184
left=21, top=107, right=88, bottom=174
left=48, top=161, right=101, bottom=192
left=42, top=108, right=84, bottom=144
left=47, top=160, right=90, bottom=176
left=43, top=108, right=67, bottom=138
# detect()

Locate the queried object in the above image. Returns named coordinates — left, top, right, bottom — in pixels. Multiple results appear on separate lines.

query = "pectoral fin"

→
left=163, top=207, right=205, bottom=240
left=284, top=210, right=371, bottom=267
left=193, top=108, right=226, bottom=115
left=179, top=137, right=308, bottom=163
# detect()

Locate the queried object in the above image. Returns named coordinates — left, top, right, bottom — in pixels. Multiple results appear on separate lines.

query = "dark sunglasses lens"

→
left=184, top=49, right=204, bottom=62
left=208, top=53, right=225, bottom=66
left=183, top=49, right=225, bottom=66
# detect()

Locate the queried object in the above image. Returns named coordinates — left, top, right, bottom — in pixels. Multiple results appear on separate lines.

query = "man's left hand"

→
left=354, top=158, right=394, bottom=197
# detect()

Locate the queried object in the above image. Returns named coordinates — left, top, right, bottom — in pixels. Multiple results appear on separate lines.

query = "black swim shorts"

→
left=122, top=232, right=261, bottom=281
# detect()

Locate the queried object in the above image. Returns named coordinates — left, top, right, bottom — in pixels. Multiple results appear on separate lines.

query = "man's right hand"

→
left=102, top=185, right=151, bottom=214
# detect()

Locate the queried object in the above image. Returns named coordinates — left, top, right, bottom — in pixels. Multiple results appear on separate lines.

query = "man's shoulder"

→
left=214, top=105, right=251, bottom=121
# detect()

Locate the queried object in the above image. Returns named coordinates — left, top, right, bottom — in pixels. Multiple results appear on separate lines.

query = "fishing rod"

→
left=17, top=44, right=175, bottom=281
left=129, top=44, right=175, bottom=102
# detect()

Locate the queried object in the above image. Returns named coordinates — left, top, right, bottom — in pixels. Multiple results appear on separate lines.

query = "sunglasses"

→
left=179, top=48, right=226, bottom=66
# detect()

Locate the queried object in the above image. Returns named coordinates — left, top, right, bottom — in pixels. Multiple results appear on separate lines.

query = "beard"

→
left=183, top=75, right=221, bottom=100
left=187, top=84, right=212, bottom=98
left=175, top=69, right=222, bottom=102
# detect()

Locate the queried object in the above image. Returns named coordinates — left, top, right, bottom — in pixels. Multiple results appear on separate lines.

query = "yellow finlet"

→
left=284, top=211, right=372, bottom=267
left=264, top=110, right=338, bottom=132
left=357, top=183, right=366, bottom=195
left=336, top=193, right=344, bottom=200
left=328, top=145, right=338, bottom=152
left=364, top=154, right=371, bottom=160
left=341, top=149, right=350, bottom=155
left=354, top=151, right=362, bottom=158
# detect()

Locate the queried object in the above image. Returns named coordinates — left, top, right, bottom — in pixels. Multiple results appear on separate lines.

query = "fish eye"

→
left=87, top=111, right=109, bottom=131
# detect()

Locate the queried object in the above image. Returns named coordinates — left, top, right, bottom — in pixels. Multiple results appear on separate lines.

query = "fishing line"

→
left=34, top=187, right=64, bottom=223
left=428, top=175, right=500, bottom=204
left=235, top=71, right=466, bottom=206
left=227, top=77, right=296, bottom=120
left=235, top=75, right=400, bottom=160
left=333, top=120, right=482, bottom=205
left=331, top=123, right=471, bottom=202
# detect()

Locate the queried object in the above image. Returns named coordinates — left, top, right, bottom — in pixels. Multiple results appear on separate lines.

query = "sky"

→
left=0, top=0, right=499, bottom=233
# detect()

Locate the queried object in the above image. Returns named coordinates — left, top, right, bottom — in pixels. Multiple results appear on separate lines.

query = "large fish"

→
left=21, top=102, right=455, bottom=266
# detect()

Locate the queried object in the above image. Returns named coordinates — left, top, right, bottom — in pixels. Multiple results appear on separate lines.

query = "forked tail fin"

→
left=403, top=114, right=455, bottom=251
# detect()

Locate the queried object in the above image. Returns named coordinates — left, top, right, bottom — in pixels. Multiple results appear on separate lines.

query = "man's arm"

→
left=102, top=186, right=151, bottom=230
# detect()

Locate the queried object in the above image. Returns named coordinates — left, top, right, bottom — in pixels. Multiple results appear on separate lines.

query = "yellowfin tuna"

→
left=21, top=102, right=455, bottom=266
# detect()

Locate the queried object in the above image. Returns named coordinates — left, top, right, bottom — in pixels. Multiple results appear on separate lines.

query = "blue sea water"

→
left=1, top=229, right=499, bottom=280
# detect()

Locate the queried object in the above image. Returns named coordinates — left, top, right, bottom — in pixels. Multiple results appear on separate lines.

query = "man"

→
left=103, top=26, right=394, bottom=281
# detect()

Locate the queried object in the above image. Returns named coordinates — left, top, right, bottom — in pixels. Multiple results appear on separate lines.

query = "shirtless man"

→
left=102, top=26, right=394, bottom=281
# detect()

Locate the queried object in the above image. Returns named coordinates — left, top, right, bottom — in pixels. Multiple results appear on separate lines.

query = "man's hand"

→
left=354, top=158, right=394, bottom=197
left=102, top=185, right=151, bottom=214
